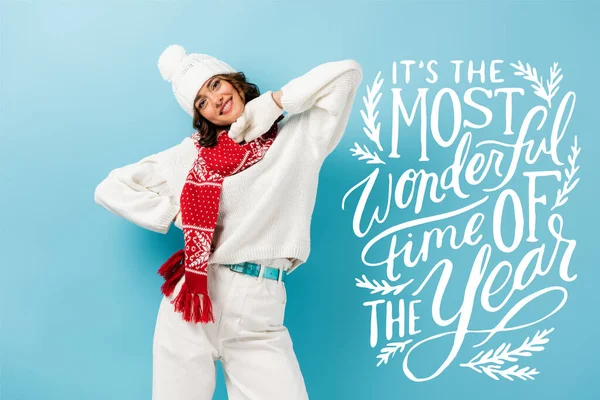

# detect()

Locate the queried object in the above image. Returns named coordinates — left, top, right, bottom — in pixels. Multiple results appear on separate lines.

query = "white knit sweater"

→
left=94, top=60, right=363, bottom=275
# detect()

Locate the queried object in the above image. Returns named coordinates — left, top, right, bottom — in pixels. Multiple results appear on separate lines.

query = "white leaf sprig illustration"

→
left=350, top=142, right=386, bottom=164
left=552, top=135, right=581, bottom=210
left=352, top=71, right=386, bottom=165
left=376, top=340, right=413, bottom=367
left=355, top=274, right=414, bottom=295
left=510, top=61, right=563, bottom=108
left=460, top=328, right=554, bottom=381
left=480, top=365, right=540, bottom=381
left=545, top=62, right=563, bottom=107
left=361, top=71, right=384, bottom=151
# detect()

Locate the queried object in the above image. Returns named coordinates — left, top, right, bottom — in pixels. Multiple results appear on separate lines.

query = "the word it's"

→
left=392, top=60, right=505, bottom=85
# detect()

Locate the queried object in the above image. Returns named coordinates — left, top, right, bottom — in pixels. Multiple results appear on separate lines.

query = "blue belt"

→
left=222, top=262, right=287, bottom=283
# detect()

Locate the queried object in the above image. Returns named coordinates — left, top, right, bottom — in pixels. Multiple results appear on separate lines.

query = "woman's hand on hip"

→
left=174, top=209, right=183, bottom=230
left=228, top=90, right=283, bottom=143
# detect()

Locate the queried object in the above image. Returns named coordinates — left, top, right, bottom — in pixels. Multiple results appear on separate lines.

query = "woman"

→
left=94, top=44, right=362, bottom=400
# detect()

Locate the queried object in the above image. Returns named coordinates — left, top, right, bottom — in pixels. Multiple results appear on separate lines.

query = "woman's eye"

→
left=212, top=80, right=220, bottom=90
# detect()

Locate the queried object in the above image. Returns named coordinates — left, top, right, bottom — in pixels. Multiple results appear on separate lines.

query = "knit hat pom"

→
left=158, top=44, right=187, bottom=82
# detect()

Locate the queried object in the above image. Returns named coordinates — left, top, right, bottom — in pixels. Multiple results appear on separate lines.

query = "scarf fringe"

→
left=171, top=282, right=215, bottom=323
left=157, top=249, right=185, bottom=297
left=158, top=249, right=215, bottom=324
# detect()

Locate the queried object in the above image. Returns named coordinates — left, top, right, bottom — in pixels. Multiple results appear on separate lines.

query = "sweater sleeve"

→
left=94, top=142, right=183, bottom=234
left=280, top=59, right=363, bottom=156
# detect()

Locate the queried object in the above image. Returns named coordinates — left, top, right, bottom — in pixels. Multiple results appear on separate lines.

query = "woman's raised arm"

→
left=279, top=59, right=363, bottom=156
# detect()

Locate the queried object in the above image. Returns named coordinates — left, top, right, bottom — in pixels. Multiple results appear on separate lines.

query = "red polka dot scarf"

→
left=157, top=115, right=284, bottom=323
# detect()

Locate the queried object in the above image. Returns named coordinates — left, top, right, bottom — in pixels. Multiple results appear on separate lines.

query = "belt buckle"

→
left=229, top=263, right=248, bottom=274
left=230, top=262, right=260, bottom=276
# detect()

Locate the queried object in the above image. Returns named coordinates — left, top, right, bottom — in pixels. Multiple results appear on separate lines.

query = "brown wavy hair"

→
left=192, top=72, right=260, bottom=147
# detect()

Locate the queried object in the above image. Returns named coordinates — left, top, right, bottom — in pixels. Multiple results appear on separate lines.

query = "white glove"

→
left=228, top=91, right=283, bottom=143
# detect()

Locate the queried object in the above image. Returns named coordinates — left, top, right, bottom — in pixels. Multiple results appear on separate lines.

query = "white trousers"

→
left=152, top=262, right=309, bottom=400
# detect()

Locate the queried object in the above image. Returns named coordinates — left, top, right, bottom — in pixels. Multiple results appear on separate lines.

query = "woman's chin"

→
left=213, top=120, right=233, bottom=128
left=215, top=114, right=241, bottom=127
left=231, top=112, right=243, bottom=123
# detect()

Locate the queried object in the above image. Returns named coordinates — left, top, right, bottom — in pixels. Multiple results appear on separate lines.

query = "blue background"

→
left=1, top=1, right=598, bottom=399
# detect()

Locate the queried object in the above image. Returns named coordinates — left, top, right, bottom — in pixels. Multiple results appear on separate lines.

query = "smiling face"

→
left=194, top=76, right=245, bottom=127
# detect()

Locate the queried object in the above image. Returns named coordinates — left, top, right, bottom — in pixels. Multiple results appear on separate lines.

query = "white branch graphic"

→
left=460, top=328, right=554, bottom=381
left=350, top=142, right=385, bottom=164
left=376, top=340, right=413, bottom=367
left=480, top=365, right=540, bottom=381
left=552, top=135, right=581, bottom=210
left=546, top=62, right=563, bottom=108
left=361, top=71, right=384, bottom=151
left=355, top=274, right=414, bottom=295
left=510, top=61, right=563, bottom=108
left=352, top=71, right=386, bottom=165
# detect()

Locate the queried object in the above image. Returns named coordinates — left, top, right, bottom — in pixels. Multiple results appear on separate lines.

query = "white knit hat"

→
left=157, top=44, right=236, bottom=117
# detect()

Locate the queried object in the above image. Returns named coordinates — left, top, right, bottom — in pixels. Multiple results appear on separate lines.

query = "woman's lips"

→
left=221, top=98, right=233, bottom=115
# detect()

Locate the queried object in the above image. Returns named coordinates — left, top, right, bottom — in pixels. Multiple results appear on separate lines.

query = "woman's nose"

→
left=209, top=94, right=223, bottom=109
